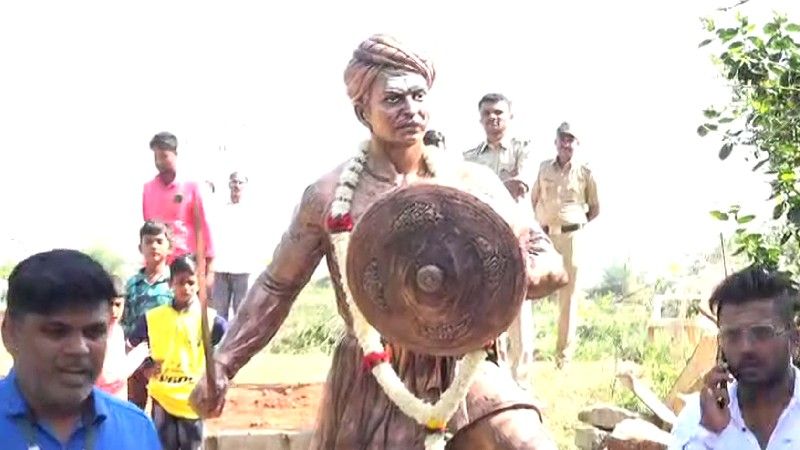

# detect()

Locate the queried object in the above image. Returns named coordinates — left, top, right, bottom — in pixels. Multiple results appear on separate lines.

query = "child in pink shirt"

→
left=96, top=276, right=150, bottom=400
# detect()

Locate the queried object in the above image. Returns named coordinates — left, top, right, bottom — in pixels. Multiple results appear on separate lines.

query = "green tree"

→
left=587, top=262, right=634, bottom=299
left=82, top=245, right=127, bottom=278
left=699, top=10, right=800, bottom=275
left=700, top=9, right=800, bottom=365
left=585, top=262, right=664, bottom=305
left=0, top=261, right=15, bottom=279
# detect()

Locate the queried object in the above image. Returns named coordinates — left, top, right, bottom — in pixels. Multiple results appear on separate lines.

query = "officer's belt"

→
left=542, top=223, right=582, bottom=235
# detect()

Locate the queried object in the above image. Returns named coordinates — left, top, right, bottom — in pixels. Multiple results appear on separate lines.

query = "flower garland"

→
left=328, top=142, right=487, bottom=450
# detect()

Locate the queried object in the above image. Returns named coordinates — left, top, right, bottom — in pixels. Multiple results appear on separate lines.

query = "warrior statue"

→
left=190, top=34, right=568, bottom=449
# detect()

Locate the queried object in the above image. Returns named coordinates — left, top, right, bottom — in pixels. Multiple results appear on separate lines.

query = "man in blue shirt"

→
left=0, top=249, right=161, bottom=449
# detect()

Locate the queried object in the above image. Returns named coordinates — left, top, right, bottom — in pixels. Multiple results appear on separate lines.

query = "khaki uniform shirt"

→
left=463, top=137, right=534, bottom=187
left=532, top=158, right=598, bottom=227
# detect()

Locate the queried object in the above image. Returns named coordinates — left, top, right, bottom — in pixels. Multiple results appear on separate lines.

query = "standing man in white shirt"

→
left=463, top=93, right=534, bottom=201
left=670, top=266, right=800, bottom=449
left=211, top=171, right=261, bottom=320
left=463, top=93, right=537, bottom=388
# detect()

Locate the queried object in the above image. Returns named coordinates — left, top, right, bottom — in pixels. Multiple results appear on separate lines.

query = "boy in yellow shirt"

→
left=129, top=255, right=227, bottom=450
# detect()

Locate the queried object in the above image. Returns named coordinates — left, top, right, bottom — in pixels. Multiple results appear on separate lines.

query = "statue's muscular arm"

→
left=215, top=171, right=339, bottom=377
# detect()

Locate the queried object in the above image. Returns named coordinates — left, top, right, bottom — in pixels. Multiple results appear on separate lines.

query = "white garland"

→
left=330, top=142, right=487, bottom=449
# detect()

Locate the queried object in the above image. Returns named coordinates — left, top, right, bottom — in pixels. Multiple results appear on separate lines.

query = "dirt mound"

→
left=206, top=383, right=323, bottom=431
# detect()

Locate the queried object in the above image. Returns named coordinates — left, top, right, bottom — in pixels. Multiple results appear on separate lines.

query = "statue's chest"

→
left=347, top=178, right=400, bottom=224
left=334, top=173, right=470, bottom=228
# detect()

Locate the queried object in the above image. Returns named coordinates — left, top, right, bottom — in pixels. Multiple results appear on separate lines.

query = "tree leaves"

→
left=701, top=17, right=716, bottom=32
left=774, top=202, right=787, bottom=219
left=789, top=207, right=800, bottom=226
left=748, top=36, right=765, bottom=47
left=710, top=210, right=730, bottom=221
left=771, top=36, right=795, bottom=51
left=697, top=123, right=719, bottom=136
left=718, top=27, right=740, bottom=42
left=719, top=143, right=734, bottom=159
left=702, top=11, right=800, bottom=281
left=764, top=22, right=780, bottom=35
left=753, top=158, right=769, bottom=171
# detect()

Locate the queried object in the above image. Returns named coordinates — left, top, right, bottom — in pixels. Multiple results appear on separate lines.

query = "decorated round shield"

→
left=346, top=184, right=527, bottom=356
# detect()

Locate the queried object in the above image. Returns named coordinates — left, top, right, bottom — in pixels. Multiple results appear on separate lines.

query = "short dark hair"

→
left=709, top=266, right=798, bottom=327
left=424, top=130, right=445, bottom=148
left=139, top=220, right=173, bottom=244
left=478, top=93, right=512, bottom=110
left=169, top=254, right=198, bottom=280
left=110, top=275, right=125, bottom=298
left=7, top=249, right=116, bottom=319
left=149, top=132, right=178, bottom=152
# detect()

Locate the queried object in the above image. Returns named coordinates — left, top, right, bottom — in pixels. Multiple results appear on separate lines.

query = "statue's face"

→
left=361, top=71, right=430, bottom=146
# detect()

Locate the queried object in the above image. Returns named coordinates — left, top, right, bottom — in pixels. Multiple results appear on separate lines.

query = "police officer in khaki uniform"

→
left=532, top=122, right=599, bottom=368
left=463, top=93, right=533, bottom=200
left=464, top=93, right=536, bottom=387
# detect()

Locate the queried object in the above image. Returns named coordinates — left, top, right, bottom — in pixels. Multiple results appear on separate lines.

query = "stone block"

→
left=578, top=403, right=639, bottom=430
left=575, top=425, right=609, bottom=450
left=605, top=419, right=675, bottom=450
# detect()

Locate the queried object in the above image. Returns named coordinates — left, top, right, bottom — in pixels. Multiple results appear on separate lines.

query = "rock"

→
left=575, top=425, right=608, bottom=450
left=578, top=404, right=639, bottom=431
left=288, top=431, right=313, bottom=450
left=205, top=430, right=313, bottom=450
left=605, top=418, right=675, bottom=450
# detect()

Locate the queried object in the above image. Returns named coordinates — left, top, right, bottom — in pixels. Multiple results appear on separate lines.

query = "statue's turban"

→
left=344, top=34, right=436, bottom=105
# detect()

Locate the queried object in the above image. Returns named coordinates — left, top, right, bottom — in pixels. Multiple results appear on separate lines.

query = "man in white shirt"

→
left=670, top=266, right=800, bottom=449
left=210, top=171, right=261, bottom=320
left=463, top=93, right=537, bottom=388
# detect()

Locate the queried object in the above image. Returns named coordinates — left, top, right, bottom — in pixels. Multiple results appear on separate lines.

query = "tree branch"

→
left=717, top=0, right=751, bottom=12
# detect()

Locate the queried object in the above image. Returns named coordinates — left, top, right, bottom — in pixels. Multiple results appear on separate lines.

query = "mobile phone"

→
left=716, top=347, right=729, bottom=409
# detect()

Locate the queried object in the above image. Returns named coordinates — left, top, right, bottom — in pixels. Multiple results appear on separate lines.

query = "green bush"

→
left=271, top=275, right=694, bottom=415
left=586, top=263, right=636, bottom=298
left=532, top=289, right=694, bottom=415
left=312, top=277, right=332, bottom=289
left=611, top=335, right=694, bottom=415
left=576, top=294, right=651, bottom=362
left=0, top=261, right=14, bottom=279
left=268, top=285, right=343, bottom=354
left=82, top=245, right=127, bottom=278
left=534, top=293, right=653, bottom=363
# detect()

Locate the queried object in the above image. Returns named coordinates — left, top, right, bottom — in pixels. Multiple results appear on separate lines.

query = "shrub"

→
left=82, top=245, right=128, bottom=278
left=268, top=285, right=343, bottom=354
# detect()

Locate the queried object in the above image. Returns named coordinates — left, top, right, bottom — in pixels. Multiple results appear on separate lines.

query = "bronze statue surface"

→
left=347, top=184, right=526, bottom=356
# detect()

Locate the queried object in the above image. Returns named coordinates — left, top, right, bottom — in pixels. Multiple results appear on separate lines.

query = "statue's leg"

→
left=447, top=361, right=558, bottom=450
left=310, top=336, right=428, bottom=450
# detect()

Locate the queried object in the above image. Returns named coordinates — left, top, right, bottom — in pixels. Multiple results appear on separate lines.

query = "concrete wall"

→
left=204, top=430, right=312, bottom=450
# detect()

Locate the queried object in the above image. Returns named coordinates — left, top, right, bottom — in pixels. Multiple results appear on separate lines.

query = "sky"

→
left=1, top=0, right=798, bottom=285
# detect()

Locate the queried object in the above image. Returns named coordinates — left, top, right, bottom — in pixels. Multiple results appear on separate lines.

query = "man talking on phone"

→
left=670, top=266, right=800, bottom=449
